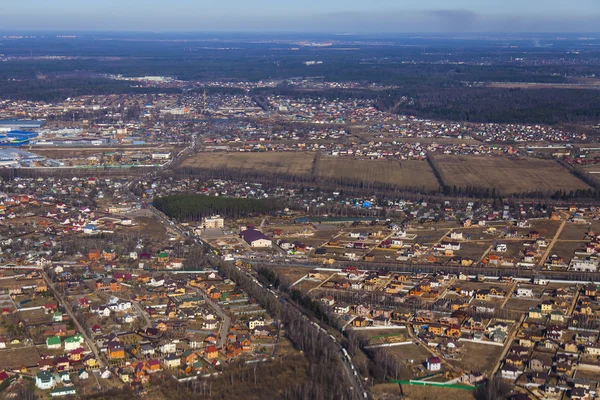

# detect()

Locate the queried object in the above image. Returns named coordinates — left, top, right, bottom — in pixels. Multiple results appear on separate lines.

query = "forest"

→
left=153, top=194, right=281, bottom=222
left=2, top=35, right=600, bottom=124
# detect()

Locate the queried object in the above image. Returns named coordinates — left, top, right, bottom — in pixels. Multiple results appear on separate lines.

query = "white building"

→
left=202, top=215, right=224, bottom=229
left=516, top=287, right=534, bottom=298
left=248, top=317, right=265, bottom=330
left=570, top=258, right=599, bottom=272
left=35, top=371, right=56, bottom=390
left=151, top=152, right=171, bottom=160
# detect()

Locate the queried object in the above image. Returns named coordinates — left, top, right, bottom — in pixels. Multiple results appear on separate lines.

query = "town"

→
left=1, top=28, right=600, bottom=400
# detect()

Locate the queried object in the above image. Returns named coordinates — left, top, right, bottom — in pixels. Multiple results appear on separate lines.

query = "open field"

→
left=371, top=383, right=476, bottom=400
left=0, top=346, right=40, bottom=369
left=181, top=152, right=440, bottom=192
left=450, top=342, right=504, bottom=374
left=433, top=155, right=591, bottom=195
left=316, top=158, right=440, bottom=192
left=181, top=152, right=316, bottom=176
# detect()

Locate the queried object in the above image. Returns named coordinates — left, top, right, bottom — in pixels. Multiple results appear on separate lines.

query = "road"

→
left=42, top=272, right=105, bottom=368
left=200, top=292, right=231, bottom=349
left=231, top=263, right=367, bottom=399
left=131, top=300, right=153, bottom=329
left=491, top=314, right=525, bottom=376
left=538, top=219, right=567, bottom=267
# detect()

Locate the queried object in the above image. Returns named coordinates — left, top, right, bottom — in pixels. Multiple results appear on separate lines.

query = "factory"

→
left=0, top=149, right=46, bottom=167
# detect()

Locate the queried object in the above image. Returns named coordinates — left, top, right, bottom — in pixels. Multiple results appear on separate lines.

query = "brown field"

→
left=181, top=152, right=440, bottom=192
left=181, top=152, right=316, bottom=176
left=316, top=158, right=440, bottom=192
left=450, top=342, right=504, bottom=374
left=0, top=346, right=40, bottom=369
left=434, top=155, right=591, bottom=195
left=371, top=383, right=476, bottom=400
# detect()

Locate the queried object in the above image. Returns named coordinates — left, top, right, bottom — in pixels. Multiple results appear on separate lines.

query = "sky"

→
left=0, top=0, right=599, bottom=33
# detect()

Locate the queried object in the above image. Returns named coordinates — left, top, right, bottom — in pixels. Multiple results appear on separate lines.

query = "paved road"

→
left=200, top=292, right=231, bottom=349
left=42, top=272, right=105, bottom=368
left=131, top=300, right=152, bottom=329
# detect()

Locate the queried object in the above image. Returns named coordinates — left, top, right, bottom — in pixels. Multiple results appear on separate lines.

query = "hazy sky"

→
left=0, top=0, right=598, bottom=32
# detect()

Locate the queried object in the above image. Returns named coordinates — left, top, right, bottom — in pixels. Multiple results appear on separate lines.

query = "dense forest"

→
left=153, top=194, right=281, bottom=221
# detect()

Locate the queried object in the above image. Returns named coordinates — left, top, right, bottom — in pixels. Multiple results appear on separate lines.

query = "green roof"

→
left=46, top=336, right=61, bottom=346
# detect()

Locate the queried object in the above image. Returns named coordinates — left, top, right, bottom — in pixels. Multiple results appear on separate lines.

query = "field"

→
left=450, top=342, right=504, bottom=374
left=181, top=152, right=316, bottom=176
left=0, top=346, right=40, bottom=369
left=181, top=152, right=441, bottom=192
left=370, top=384, right=476, bottom=400
left=315, top=158, right=440, bottom=192
left=433, top=155, right=591, bottom=195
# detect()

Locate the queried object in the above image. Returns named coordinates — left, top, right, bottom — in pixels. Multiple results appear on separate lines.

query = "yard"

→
left=450, top=342, right=504, bottom=374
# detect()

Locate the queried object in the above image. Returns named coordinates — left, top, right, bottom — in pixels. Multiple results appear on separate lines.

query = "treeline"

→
left=0, top=77, right=181, bottom=102
left=441, top=185, right=600, bottom=200
left=385, top=86, right=600, bottom=125
left=219, top=261, right=357, bottom=400
left=153, top=194, right=281, bottom=222
left=174, top=165, right=438, bottom=198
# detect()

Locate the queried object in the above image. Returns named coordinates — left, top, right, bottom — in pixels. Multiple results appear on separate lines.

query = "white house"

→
left=496, top=243, right=507, bottom=252
left=450, top=231, right=464, bottom=240
left=35, top=371, right=56, bottom=390
left=570, top=258, right=599, bottom=272
left=248, top=317, right=265, bottom=330
left=64, top=334, right=84, bottom=351
left=159, top=341, right=177, bottom=354
left=427, top=357, right=441, bottom=371
left=334, top=305, right=350, bottom=314
left=516, top=287, right=534, bottom=298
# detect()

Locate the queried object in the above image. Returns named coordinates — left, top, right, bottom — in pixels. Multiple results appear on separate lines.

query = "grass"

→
left=434, top=155, right=591, bottom=195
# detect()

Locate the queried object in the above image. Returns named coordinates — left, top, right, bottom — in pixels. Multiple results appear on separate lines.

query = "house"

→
left=334, top=305, right=350, bottom=314
left=585, top=344, right=600, bottom=356
left=528, top=307, right=542, bottom=319
left=63, top=334, right=84, bottom=352
left=248, top=317, right=265, bottom=330
left=36, top=371, right=56, bottom=390
left=516, top=287, right=534, bottom=298
left=46, top=336, right=61, bottom=349
left=427, top=357, right=441, bottom=371
left=550, top=310, right=565, bottom=323
left=205, top=345, right=219, bottom=359
left=163, top=354, right=181, bottom=369
left=78, top=369, right=89, bottom=380
left=107, top=344, right=125, bottom=360
left=500, top=364, right=519, bottom=380
left=147, top=358, right=162, bottom=373
left=240, top=228, right=272, bottom=248
left=540, top=300, right=553, bottom=314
